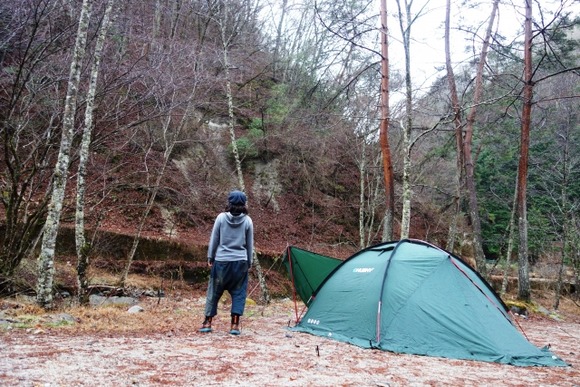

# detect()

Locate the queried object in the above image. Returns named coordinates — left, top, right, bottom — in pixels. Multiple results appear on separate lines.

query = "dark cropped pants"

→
left=204, top=260, right=249, bottom=317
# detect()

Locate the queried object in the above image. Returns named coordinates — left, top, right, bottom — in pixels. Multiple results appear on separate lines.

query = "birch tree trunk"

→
left=516, top=0, right=533, bottom=302
left=379, top=0, right=394, bottom=242
left=76, top=0, right=115, bottom=305
left=395, top=0, right=413, bottom=239
left=223, top=55, right=245, bottom=192
left=37, top=0, right=93, bottom=309
left=400, top=124, right=411, bottom=239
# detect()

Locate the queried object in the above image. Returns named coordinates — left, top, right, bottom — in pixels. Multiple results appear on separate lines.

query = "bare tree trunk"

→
left=379, top=0, right=394, bottom=242
left=224, top=50, right=268, bottom=304
left=460, top=0, right=499, bottom=278
left=359, top=137, right=366, bottom=249
left=36, top=0, right=93, bottom=309
left=76, top=0, right=115, bottom=305
left=554, top=224, right=568, bottom=310
left=0, top=5, right=59, bottom=283
left=119, top=108, right=180, bottom=287
left=118, top=2, right=217, bottom=287
left=169, top=0, right=182, bottom=39
left=516, top=0, right=533, bottom=302
left=119, top=195, right=157, bottom=287
left=517, top=208, right=531, bottom=301
left=272, top=0, right=288, bottom=78
left=444, top=0, right=464, bottom=252
left=501, top=183, right=518, bottom=295
left=572, top=213, right=580, bottom=303
left=359, top=131, right=384, bottom=248
left=153, top=0, right=162, bottom=38
left=553, top=119, right=571, bottom=310
left=219, top=2, right=269, bottom=304
left=368, top=155, right=384, bottom=245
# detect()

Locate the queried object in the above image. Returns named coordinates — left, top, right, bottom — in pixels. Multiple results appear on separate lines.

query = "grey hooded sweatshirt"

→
left=207, top=212, right=254, bottom=267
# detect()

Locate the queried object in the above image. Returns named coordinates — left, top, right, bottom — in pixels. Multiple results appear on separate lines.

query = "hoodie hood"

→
left=225, top=212, right=247, bottom=227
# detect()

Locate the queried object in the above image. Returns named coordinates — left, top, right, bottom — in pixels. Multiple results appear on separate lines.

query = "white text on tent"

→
left=353, top=268, right=375, bottom=273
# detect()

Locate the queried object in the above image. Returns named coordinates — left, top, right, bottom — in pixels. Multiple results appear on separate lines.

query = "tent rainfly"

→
left=282, top=239, right=568, bottom=367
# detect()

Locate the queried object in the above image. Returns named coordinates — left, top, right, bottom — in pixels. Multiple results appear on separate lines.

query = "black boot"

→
left=199, top=316, right=212, bottom=333
left=230, top=314, right=240, bottom=335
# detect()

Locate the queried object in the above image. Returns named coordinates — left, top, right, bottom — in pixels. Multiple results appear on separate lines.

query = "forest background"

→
left=0, top=0, right=579, bottom=311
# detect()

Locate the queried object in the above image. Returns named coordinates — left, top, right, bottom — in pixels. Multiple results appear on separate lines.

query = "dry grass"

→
left=2, top=270, right=579, bottom=334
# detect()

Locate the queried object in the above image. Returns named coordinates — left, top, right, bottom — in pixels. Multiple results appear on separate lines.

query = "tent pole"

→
left=287, top=246, right=300, bottom=324
left=376, top=240, right=405, bottom=343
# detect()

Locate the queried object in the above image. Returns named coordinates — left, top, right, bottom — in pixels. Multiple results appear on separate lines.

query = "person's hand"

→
left=208, top=261, right=213, bottom=267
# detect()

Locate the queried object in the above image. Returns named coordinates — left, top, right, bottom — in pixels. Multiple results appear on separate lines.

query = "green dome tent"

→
left=282, top=239, right=568, bottom=367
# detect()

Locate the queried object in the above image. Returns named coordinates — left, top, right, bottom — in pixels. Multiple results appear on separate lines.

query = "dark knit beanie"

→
left=228, top=190, right=247, bottom=206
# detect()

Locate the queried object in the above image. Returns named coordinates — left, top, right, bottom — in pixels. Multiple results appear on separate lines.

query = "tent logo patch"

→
left=353, top=267, right=374, bottom=273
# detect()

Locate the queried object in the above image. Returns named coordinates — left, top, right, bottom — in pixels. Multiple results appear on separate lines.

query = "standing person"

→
left=199, top=190, right=253, bottom=335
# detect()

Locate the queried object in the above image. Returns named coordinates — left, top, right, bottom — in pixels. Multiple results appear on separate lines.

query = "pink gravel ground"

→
left=0, top=296, right=578, bottom=386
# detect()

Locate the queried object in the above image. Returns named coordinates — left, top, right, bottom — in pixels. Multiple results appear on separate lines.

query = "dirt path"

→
left=1, top=297, right=579, bottom=386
